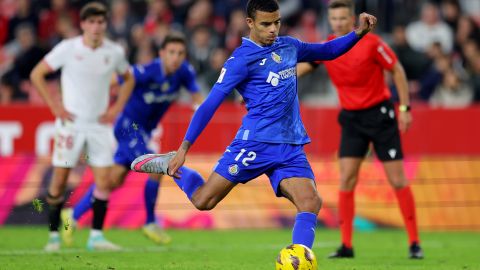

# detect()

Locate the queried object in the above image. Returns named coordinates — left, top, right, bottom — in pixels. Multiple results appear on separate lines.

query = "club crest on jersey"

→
left=228, top=164, right=239, bottom=176
left=161, top=82, right=170, bottom=92
left=271, top=52, right=282, bottom=63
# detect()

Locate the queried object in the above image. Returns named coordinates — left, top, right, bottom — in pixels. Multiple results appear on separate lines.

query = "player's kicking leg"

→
left=44, top=167, right=70, bottom=251
left=86, top=166, right=120, bottom=251
left=131, top=152, right=237, bottom=211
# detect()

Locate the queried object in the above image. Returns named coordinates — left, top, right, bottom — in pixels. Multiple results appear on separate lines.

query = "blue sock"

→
left=144, top=178, right=160, bottom=224
left=173, top=166, right=204, bottom=200
left=292, top=212, right=317, bottom=249
left=73, top=185, right=95, bottom=221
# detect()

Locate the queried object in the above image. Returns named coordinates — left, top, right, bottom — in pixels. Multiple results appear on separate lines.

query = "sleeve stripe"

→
left=377, top=45, right=393, bottom=64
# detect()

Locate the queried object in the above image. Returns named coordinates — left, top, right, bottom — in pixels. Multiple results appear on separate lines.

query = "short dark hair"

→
left=80, top=2, right=108, bottom=21
left=161, top=32, right=187, bottom=49
left=328, top=0, right=355, bottom=12
left=246, top=0, right=279, bottom=19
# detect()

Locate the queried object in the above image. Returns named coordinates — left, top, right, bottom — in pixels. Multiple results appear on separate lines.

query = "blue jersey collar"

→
left=242, top=37, right=279, bottom=48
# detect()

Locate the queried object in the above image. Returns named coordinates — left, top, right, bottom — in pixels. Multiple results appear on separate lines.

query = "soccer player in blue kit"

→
left=64, top=33, right=203, bottom=245
left=132, top=0, right=376, bottom=249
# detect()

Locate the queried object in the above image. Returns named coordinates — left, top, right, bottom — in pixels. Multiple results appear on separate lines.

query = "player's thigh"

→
left=85, top=125, right=115, bottom=167
left=206, top=140, right=274, bottom=207
left=267, top=144, right=315, bottom=197
left=192, top=172, right=237, bottom=207
left=279, top=177, right=321, bottom=213
left=52, top=120, right=86, bottom=168
left=338, top=111, right=370, bottom=159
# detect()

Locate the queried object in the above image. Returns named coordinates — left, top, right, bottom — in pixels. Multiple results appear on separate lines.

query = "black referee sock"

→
left=92, top=197, right=108, bottom=230
left=48, top=201, right=64, bottom=232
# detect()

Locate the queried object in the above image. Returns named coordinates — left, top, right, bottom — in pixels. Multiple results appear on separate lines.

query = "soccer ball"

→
left=275, top=244, right=318, bottom=270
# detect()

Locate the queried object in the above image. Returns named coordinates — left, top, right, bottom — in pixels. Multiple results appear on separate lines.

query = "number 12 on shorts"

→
left=234, top=149, right=257, bottom=166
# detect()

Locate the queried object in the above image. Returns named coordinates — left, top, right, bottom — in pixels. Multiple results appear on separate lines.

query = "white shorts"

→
left=52, top=119, right=115, bottom=168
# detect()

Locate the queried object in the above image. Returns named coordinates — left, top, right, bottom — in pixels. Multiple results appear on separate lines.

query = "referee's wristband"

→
left=399, top=104, right=411, bottom=112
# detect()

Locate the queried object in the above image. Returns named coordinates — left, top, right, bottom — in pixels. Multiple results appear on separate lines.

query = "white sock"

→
left=49, top=231, right=60, bottom=238
left=90, top=229, right=103, bottom=238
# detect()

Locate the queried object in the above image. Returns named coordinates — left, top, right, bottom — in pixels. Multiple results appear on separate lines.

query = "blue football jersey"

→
left=213, top=36, right=314, bottom=145
left=183, top=32, right=359, bottom=145
left=120, top=58, right=200, bottom=132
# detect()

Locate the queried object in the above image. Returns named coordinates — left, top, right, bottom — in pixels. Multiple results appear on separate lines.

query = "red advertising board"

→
left=1, top=103, right=480, bottom=156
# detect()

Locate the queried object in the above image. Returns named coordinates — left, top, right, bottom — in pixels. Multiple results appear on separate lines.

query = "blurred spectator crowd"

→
left=0, top=0, right=479, bottom=108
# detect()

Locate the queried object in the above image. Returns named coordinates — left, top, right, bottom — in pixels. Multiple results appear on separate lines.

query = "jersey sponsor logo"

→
left=278, top=67, right=296, bottom=79
left=74, top=55, right=83, bottom=61
left=143, top=92, right=179, bottom=104
left=228, top=164, right=239, bottom=176
left=271, top=52, right=282, bottom=63
left=266, top=71, right=280, bottom=86
left=161, top=82, right=170, bottom=92
left=217, top=68, right=227, bottom=83
left=266, top=67, right=296, bottom=87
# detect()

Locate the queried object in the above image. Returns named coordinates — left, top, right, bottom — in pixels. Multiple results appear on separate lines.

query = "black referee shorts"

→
left=338, top=100, right=404, bottom=161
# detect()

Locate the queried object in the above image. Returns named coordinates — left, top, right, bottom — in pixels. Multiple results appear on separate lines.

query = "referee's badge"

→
left=228, top=164, right=239, bottom=176
left=271, top=52, right=282, bottom=63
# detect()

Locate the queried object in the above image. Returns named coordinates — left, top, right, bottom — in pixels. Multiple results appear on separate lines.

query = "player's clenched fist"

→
left=355, top=13, right=377, bottom=37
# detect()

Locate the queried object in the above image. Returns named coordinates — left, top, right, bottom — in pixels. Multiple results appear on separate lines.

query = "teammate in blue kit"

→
left=64, top=33, right=203, bottom=245
left=132, top=0, right=376, bottom=249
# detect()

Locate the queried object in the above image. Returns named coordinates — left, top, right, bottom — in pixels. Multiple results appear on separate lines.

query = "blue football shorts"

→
left=113, top=116, right=153, bottom=167
left=214, top=139, right=315, bottom=197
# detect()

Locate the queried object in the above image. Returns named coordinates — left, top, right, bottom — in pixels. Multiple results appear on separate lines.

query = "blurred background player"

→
left=63, top=32, right=203, bottom=245
left=29, top=2, right=134, bottom=251
left=297, top=0, right=423, bottom=259
left=132, top=0, right=376, bottom=251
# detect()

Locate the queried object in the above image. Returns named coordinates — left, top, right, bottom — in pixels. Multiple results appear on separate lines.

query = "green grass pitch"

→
left=0, top=226, right=478, bottom=270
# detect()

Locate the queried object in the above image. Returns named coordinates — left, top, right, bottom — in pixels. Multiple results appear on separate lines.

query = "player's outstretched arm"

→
left=295, top=13, right=377, bottom=62
left=168, top=89, right=229, bottom=177
left=30, top=61, right=74, bottom=121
